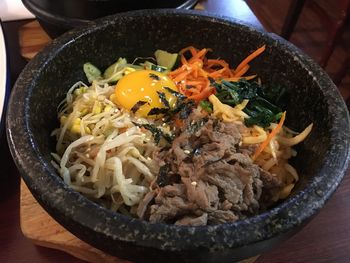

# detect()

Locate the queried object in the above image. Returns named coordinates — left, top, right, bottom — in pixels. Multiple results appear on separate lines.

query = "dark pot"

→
left=22, top=0, right=198, bottom=37
left=6, top=9, right=350, bottom=263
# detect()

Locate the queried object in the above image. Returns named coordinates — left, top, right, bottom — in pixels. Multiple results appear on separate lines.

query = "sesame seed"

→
left=191, top=181, right=197, bottom=186
left=184, top=150, right=191, bottom=154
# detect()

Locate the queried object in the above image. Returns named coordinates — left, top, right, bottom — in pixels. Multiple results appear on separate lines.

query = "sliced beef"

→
left=203, top=160, right=262, bottom=213
left=208, top=210, right=238, bottom=224
left=141, top=111, right=281, bottom=225
left=137, top=191, right=156, bottom=219
left=149, top=196, right=198, bottom=223
left=220, top=200, right=233, bottom=210
left=182, top=177, right=210, bottom=209
left=175, top=213, right=208, bottom=226
left=259, top=167, right=282, bottom=208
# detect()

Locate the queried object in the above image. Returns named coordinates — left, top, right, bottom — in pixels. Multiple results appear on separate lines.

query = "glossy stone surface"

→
left=6, top=9, right=350, bottom=263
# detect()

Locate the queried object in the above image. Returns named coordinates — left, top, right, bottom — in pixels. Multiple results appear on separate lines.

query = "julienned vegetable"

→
left=213, top=80, right=285, bottom=128
left=168, top=46, right=264, bottom=103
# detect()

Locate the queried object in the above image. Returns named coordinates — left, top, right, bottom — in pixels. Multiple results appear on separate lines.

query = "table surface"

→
left=1, top=1, right=350, bottom=262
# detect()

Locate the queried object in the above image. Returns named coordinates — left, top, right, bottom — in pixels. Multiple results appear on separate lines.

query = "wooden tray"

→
left=18, top=20, right=51, bottom=60
left=20, top=179, right=130, bottom=263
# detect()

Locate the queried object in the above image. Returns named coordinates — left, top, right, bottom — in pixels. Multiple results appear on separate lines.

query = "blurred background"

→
left=246, top=0, right=350, bottom=106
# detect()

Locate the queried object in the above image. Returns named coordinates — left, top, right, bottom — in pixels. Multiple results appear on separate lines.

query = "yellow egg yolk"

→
left=113, top=70, right=178, bottom=117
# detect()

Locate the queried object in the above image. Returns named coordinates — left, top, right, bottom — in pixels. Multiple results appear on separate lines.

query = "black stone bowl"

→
left=6, top=9, right=350, bottom=263
left=22, top=0, right=198, bottom=38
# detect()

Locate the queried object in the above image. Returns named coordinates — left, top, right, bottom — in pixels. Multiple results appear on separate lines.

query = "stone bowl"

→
left=6, top=9, right=350, bottom=263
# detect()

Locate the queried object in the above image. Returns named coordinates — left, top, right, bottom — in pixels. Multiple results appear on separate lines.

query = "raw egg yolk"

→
left=113, top=70, right=178, bottom=117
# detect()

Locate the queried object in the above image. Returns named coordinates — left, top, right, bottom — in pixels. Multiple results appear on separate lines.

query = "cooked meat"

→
left=142, top=111, right=281, bottom=225
left=175, top=213, right=208, bottom=226
left=259, top=167, right=282, bottom=208
left=203, top=160, right=262, bottom=213
left=220, top=200, right=233, bottom=211
left=157, top=184, right=187, bottom=198
left=149, top=195, right=198, bottom=223
left=137, top=191, right=156, bottom=219
left=208, top=209, right=238, bottom=224
left=239, top=144, right=259, bottom=156
left=182, top=177, right=210, bottom=209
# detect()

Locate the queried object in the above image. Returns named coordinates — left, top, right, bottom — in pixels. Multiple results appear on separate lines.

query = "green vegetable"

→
left=154, top=49, right=179, bottom=70
left=83, top=63, right=101, bottom=83
left=103, top=58, right=129, bottom=83
left=143, top=61, right=168, bottom=72
left=151, top=64, right=168, bottom=72
left=214, top=79, right=285, bottom=128
left=199, top=100, right=213, bottom=113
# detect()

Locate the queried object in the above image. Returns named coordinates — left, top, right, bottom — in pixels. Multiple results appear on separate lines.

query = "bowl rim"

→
left=6, top=8, right=350, bottom=252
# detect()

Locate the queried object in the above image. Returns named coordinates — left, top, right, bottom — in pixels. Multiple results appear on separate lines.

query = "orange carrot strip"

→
left=227, top=68, right=234, bottom=77
left=235, top=45, right=266, bottom=73
left=206, top=59, right=229, bottom=69
left=181, top=54, right=189, bottom=65
left=168, top=64, right=187, bottom=76
left=189, top=48, right=208, bottom=63
left=180, top=46, right=198, bottom=56
left=208, top=67, right=227, bottom=78
left=186, top=80, right=205, bottom=85
left=252, top=111, right=286, bottom=160
left=188, top=85, right=214, bottom=102
left=198, top=68, right=209, bottom=77
left=187, top=88, right=200, bottom=94
left=191, top=59, right=204, bottom=69
left=234, top=64, right=250, bottom=77
left=223, top=75, right=257, bottom=82
left=174, top=70, right=192, bottom=83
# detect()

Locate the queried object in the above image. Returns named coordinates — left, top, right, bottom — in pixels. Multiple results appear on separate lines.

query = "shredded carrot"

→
left=235, top=45, right=266, bottom=73
left=188, top=86, right=215, bottom=103
left=189, top=48, right=209, bottom=62
left=222, top=75, right=257, bottom=82
left=252, top=111, right=286, bottom=160
left=169, top=45, right=266, bottom=103
left=234, top=64, right=250, bottom=77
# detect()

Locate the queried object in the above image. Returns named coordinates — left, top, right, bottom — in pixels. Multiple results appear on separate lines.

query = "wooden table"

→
left=1, top=1, right=350, bottom=262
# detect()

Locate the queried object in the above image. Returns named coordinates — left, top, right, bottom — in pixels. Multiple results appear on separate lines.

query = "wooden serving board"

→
left=20, top=179, right=258, bottom=263
left=20, top=179, right=130, bottom=263
left=18, top=20, right=52, bottom=60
